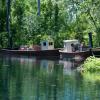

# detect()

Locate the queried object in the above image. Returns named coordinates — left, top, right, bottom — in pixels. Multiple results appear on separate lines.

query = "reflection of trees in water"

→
left=0, top=56, right=23, bottom=100
left=0, top=56, right=100, bottom=100
left=0, top=56, right=64, bottom=100
left=34, top=62, right=64, bottom=100
left=63, top=71, right=100, bottom=100
left=0, top=56, right=10, bottom=100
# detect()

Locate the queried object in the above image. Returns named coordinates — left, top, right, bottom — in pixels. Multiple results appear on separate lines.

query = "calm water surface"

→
left=0, top=55, right=100, bottom=100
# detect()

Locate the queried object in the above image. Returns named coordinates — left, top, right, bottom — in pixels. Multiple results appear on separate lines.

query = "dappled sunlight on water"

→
left=0, top=55, right=100, bottom=100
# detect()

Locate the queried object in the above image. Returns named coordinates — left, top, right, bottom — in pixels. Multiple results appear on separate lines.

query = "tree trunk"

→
left=6, top=0, right=12, bottom=49
left=37, top=0, right=40, bottom=16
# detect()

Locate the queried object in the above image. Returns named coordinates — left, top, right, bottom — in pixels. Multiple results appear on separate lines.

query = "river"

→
left=0, top=55, right=100, bottom=100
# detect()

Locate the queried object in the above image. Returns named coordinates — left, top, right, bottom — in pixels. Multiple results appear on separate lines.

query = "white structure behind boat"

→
left=41, top=40, right=54, bottom=50
left=62, top=40, right=79, bottom=52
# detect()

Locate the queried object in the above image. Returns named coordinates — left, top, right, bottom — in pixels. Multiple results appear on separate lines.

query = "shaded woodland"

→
left=0, top=0, right=100, bottom=48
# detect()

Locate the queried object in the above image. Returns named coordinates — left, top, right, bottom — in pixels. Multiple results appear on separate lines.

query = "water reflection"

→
left=0, top=55, right=100, bottom=100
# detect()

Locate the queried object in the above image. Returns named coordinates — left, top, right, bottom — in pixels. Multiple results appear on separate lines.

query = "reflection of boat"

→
left=59, top=59, right=80, bottom=75
left=59, top=40, right=90, bottom=60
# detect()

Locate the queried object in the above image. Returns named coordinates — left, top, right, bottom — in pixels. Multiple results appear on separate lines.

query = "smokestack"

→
left=88, top=32, right=93, bottom=48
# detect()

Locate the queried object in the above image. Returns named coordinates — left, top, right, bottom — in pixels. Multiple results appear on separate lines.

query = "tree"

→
left=0, top=0, right=7, bottom=48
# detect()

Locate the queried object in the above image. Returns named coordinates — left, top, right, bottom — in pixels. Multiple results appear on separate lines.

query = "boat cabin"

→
left=41, top=40, right=54, bottom=50
left=63, top=40, right=79, bottom=52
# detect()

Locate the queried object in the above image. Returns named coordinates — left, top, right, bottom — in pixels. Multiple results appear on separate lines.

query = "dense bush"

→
left=83, top=56, right=100, bottom=72
left=79, top=56, right=100, bottom=82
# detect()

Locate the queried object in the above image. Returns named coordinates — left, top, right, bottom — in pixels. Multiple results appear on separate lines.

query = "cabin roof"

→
left=41, top=40, right=53, bottom=43
left=63, top=40, right=78, bottom=43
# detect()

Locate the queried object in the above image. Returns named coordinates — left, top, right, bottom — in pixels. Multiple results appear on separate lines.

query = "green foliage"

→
left=82, top=72, right=100, bottom=82
left=81, top=56, right=100, bottom=83
left=0, top=0, right=6, bottom=32
left=83, top=56, right=100, bottom=72
left=0, top=32, right=8, bottom=48
left=0, top=0, right=100, bottom=48
left=40, top=34, right=53, bottom=41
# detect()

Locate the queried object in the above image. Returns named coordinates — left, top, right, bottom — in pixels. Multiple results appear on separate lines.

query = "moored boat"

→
left=1, top=40, right=60, bottom=58
left=59, top=40, right=90, bottom=60
left=1, top=49, right=60, bottom=57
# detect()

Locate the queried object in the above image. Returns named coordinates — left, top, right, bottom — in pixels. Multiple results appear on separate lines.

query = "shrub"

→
left=83, top=56, right=100, bottom=73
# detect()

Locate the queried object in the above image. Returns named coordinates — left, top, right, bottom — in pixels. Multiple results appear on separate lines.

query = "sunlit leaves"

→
left=83, top=56, right=100, bottom=72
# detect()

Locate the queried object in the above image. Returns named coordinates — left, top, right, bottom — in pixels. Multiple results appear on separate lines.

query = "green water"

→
left=0, top=55, right=100, bottom=100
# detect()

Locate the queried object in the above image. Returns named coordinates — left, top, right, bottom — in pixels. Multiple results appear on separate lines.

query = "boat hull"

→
left=59, top=50, right=90, bottom=60
left=1, top=49, right=60, bottom=59
left=92, top=48, right=100, bottom=57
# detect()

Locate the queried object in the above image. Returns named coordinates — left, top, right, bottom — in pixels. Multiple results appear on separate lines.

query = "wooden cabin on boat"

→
left=63, top=40, right=79, bottom=52
left=40, top=40, right=54, bottom=50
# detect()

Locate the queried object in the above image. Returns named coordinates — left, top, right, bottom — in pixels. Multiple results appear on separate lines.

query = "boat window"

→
left=43, top=42, right=46, bottom=46
left=49, top=42, right=53, bottom=46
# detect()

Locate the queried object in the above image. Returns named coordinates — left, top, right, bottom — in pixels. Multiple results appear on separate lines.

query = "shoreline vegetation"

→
left=83, top=56, right=100, bottom=72
left=78, top=56, right=100, bottom=82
